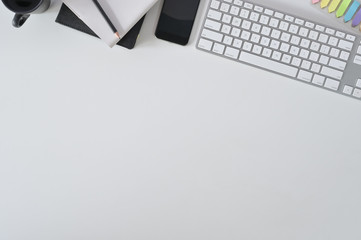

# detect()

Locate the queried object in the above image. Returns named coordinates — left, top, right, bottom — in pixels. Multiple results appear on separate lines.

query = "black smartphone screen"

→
left=155, top=0, right=200, bottom=45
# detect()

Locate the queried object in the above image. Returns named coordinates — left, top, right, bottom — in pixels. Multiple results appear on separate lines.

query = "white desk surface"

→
left=1, top=0, right=361, bottom=239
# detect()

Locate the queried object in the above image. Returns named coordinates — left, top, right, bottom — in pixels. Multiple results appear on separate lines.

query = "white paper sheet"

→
left=62, top=0, right=158, bottom=47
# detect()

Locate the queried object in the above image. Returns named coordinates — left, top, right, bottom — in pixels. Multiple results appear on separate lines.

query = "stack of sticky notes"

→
left=312, top=0, right=361, bottom=32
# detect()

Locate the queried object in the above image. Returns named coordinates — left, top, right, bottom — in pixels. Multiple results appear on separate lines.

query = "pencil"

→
left=92, top=0, right=120, bottom=39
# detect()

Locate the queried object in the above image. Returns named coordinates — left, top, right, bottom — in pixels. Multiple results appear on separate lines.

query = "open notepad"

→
left=62, top=0, right=158, bottom=47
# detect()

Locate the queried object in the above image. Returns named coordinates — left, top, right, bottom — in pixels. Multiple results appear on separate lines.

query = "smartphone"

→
left=155, top=0, right=200, bottom=45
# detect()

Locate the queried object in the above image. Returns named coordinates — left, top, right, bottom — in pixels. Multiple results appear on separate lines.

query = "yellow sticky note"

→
left=328, top=0, right=342, bottom=12
left=321, top=0, right=331, bottom=8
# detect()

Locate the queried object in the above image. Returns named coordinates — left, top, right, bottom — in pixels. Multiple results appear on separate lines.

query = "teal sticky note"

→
left=344, top=1, right=360, bottom=22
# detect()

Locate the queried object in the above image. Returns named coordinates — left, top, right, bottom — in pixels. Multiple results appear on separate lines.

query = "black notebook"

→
left=55, top=4, right=145, bottom=49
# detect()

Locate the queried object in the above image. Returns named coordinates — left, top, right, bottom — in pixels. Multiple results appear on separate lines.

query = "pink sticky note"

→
left=312, top=0, right=321, bottom=3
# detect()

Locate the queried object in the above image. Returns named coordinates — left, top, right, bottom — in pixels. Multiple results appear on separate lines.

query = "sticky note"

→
left=329, top=0, right=342, bottom=12
left=352, top=8, right=361, bottom=26
left=312, top=0, right=321, bottom=3
left=336, top=0, right=352, bottom=17
left=344, top=1, right=360, bottom=22
left=321, top=0, right=332, bottom=8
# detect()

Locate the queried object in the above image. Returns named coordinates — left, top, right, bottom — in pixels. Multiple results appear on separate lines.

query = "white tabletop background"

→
left=1, top=0, right=360, bottom=239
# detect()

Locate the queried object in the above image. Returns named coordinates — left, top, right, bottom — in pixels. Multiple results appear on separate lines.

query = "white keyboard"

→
left=197, top=0, right=361, bottom=100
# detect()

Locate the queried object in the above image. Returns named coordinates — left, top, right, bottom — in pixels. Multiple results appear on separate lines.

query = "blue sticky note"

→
left=344, top=1, right=360, bottom=22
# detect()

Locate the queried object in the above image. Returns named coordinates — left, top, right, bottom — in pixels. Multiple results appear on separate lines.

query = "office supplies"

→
left=155, top=0, right=200, bottom=45
left=336, top=0, right=352, bottom=17
left=55, top=4, right=144, bottom=49
left=344, top=1, right=360, bottom=22
left=352, top=8, right=361, bottom=26
left=321, top=0, right=331, bottom=8
left=328, top=0, right=342, bottom=13
left=92, top=0, right=120, bottom=39
left=62, top=0, right=158, bottom=47
left=313, top=0, right=361, bottom=33
left=197, top=0, right=361, bottom=100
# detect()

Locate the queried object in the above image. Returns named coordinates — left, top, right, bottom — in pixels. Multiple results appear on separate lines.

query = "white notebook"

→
left=63, top=0, right=158, bottom=47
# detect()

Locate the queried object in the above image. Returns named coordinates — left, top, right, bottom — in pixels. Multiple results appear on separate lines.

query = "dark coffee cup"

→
left=1, top=0, right=50, bottom=27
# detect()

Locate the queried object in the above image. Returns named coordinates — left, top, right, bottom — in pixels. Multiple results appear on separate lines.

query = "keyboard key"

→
left=222, top=14, right=232, bottom=24
left=232, top=17, right=242, bottom=27
left=230, top=6, right=240, bottom=15
left=234, top=0, right=243, bottom=6
left=271, top=51, right=282, bottom=61
left=251, top=23, right=261, bottom=33
left=318, top=34, right=329, bottom=43
left=311, top=63, right=321, bottom=72
left=205, top=19, right=222, bottom=31
left=208, top=9, right=222, bottom=20
left=240, top=30, right=251, bottom=40
left=241, top=20, right=251, bottom=29
left=319, top=55, right=329, bottom=65
left=244, top=2, right=253, bottom=9
left=260, top=37, right=270, bottom=46
left=281, top=54, right=292, bottom=64
left=329, top=58, right=347, bottom=71
left=250, top=12, right=260, bottom=21
left=353, top=55, right=361, bottom=65
left=330, top=48, right=340, bottom=58
left=338, top=40, right=353, bottom=51
left=321, top=66, right=343, bottom=80
left=289, top=24, right=299, bottom=34
left=264, top=9, right=273, bottom=16
left=295, top=18, right=304, bottom=25
left=328, top=37, right=339, bottom=46
left=198, top=38, right=213, bottom=51
left=310, top=42, right=320, bottom=51
left=240, top=9, right=250, bottom=18
left=270, top=40, right=280, bottom=49
left=220, top=3, right=230, bottom=12
left=212, top=43, right=225, bottom=54
left=340, top=51, right=350, bottom=61
left=262, top=48, right=272, bottom=58
left=301, top=60, right=311, bottom=70
left=261, top=26, right=271, bottom=36
left=231, top=27, right=241, bottom=37
left=291, top=57, right=302, bottom=67
left=271, top=29, right=281, bottom=39
left=233, top=39, right=243, bottom=48
left=260, top=15, right=270, bottom=25
left=280, top=43, right=290, bottom=52
left=221, top=25, right=231, bottom=34
left=312, top=74, right=325, bottom=86
left=239, top=52, right=298, bottom=77
left=225, top=47, right=240, bottom=59
left=269, top=18, right=279, bottom=27
left=201, top=29, right=223, bottom=42
left=298, top=70, right=313, bottom=82
left=210, top=0, right=220, bottom=9
left=290, top=35, right=300, bottom=45
left=324, top=78, right=340, bottom=91
left=353, top=88, right=361, bottom=98
left=290, top=46, right=300, bottom=55
left=285, top=15, right=294, bottom=22
left=254, top=6, right=263, bottom=12
left=299, top=49, right=310, bottom=59
left=309, top=52, right=320, bottom=62
left=223, top=36, right=233, bottom=45
left=343, top=85, right=353, bottom=95
left=252, top=45, right=263, bottom=54
left=242, top=42, right=253, bottom=51
left=250, top=34, right=260, bottom=43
